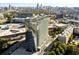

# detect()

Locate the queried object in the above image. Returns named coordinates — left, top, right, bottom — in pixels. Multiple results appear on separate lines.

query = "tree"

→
left=65, top=45, right=79, bottom=55
left=47, top=40, right=66, bottom=55
left=53, top=42, right=58, bottom=48
left=48, top=51, right=56, bottom=55
left=58, top=46, right=64, bottom=54
left=61, top=43, right=67, bottom=51
left=55, top=48, right=61, bottom=55
left=4, top=12, right=15, bottom=21
left=47, top=39, right=79, bottom=55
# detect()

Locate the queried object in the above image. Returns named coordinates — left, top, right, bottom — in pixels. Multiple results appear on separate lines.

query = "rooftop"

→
left=59, top=25, right=73, bottom=37
left=0, top=23, right=26, bottom=37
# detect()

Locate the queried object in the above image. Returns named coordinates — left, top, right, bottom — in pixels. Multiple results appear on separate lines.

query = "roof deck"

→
left=0, top=23, right=26, bottom=37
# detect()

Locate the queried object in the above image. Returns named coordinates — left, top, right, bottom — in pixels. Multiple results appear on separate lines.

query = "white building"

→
left=25, top=15, right=49, bottom=51
left=11, top=18, right=26, bottom=23
left=58, top=25, right=73, bottom=44
left=0, top=13, right=4, bottom=19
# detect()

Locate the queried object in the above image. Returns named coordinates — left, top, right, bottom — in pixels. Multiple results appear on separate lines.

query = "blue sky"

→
left=0, top=3, right=37, bottom=7
left=0, top=0, right=79, bottom=7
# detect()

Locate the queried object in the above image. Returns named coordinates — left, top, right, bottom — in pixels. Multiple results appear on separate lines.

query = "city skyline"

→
left=0, top=3, right=79, bottom=7
left=0, top=0, right=79, bottom=7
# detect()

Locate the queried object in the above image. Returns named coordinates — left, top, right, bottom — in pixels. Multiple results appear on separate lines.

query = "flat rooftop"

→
left=0, top=23, right=26, bottom=37
left=59, top=26, right=73, bottom=37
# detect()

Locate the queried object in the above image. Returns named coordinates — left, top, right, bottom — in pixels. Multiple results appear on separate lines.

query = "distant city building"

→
left=9, top=4, right=12, bottom=10
left=36, top=3, right=39, bottom=10
left=40, top=4, right=43, bottom=9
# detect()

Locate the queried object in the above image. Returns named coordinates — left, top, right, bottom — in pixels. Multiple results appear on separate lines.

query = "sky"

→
left=0, top=0, right=79, bottom=7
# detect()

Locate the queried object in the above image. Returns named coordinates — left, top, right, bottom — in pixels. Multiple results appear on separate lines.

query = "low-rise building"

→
left=58, top=25, right=73, bottom=44
left=0, top=23, right=25, bottom=37
left=11, top=12, right=33, bottom=23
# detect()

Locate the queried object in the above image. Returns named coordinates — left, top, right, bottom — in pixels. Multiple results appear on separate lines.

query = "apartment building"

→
left=58, top=25, right=73, bottom=44
left=25, top=15, right=49, bottom=51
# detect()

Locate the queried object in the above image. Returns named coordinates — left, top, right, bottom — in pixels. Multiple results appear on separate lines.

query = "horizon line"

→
left=0, top=3, right=79, bottom=7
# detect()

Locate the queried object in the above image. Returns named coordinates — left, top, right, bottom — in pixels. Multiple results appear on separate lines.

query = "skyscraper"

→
left=36, top=3, right=39, bottom=10
left=9, top=4, right=11, bottom=10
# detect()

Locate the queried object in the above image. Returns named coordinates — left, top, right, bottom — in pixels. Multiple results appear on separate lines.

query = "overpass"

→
left=0, top=23, right=27, bottom=37
left=0, top=28, right=26, bottom=37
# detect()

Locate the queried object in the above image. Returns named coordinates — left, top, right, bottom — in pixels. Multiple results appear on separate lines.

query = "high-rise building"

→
left=25, top=15, right=49, bottom=51
left=36, top=3, right=39, bottom=10
left=9, top=4, right=11, bottom=10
